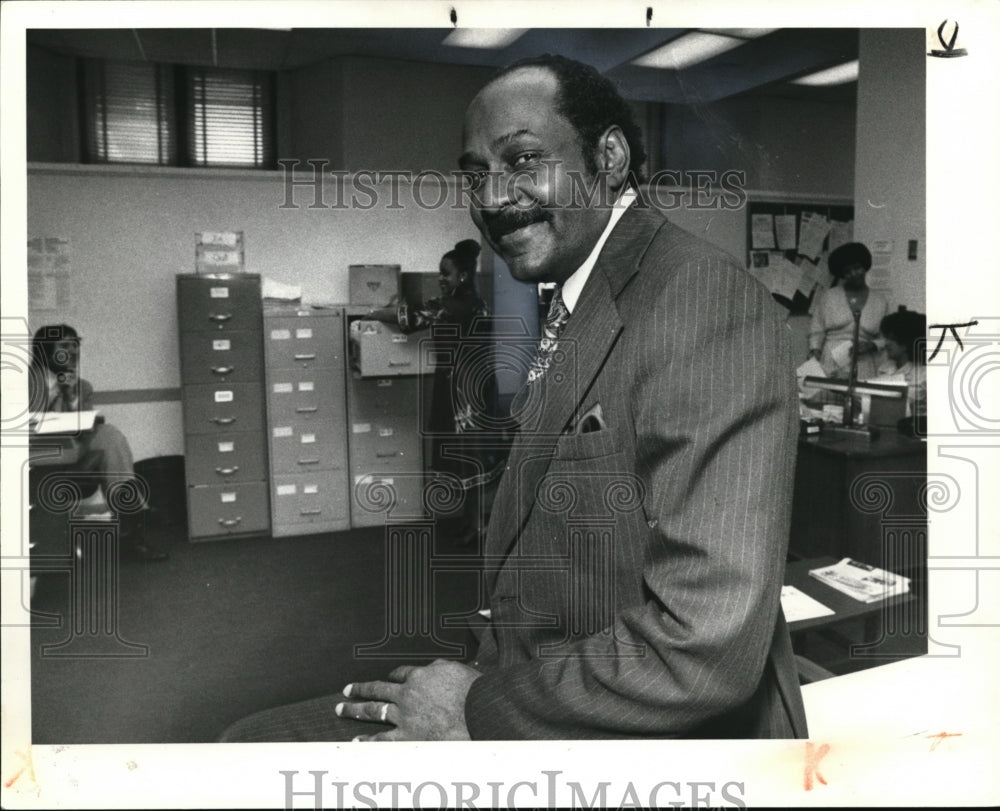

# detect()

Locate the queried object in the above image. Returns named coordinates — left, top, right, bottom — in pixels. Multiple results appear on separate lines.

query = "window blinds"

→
left=81, top=60, right=274, bottom=168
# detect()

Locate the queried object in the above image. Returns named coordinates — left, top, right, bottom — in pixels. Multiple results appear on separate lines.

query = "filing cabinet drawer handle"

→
left=218, top=516, right=243, bottom=527
left=296, top=406, right=318, bottom=413
left=209, top=313, right=233, bottom=323
left=388, top=360, right=412, bottom=367
left=376, top=450, right=401, bottom=458
left=297, top=458, right=321, bottom=465
left=300, top=509, right=323, bottom=516
left=294, top=353, right=317, bottom=361
left=215, top=466, right=240, bottom=476
left=211, top=365, right=235, bottom=375
left=211, top=416, right=236, bottom=426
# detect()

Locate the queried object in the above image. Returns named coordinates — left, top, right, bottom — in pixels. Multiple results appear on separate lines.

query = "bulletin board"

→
left=746, top=200, right=854, bottom=315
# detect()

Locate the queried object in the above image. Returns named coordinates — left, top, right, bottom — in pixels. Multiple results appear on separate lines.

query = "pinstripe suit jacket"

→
left=464, top=201, right=808, bottom=739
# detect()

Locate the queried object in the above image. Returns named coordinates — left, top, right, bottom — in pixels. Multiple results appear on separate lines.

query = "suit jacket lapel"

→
left=484, top=200, right=667, bottom=575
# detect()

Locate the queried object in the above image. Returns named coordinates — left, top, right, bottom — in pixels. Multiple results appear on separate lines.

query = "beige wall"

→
left=661, top=94, right=856, bottom=198
left=853, top=29, right=926, bottom=312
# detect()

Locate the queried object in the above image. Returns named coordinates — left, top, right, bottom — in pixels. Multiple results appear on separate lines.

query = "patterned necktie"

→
left=525, top=287, right=570, bottom=384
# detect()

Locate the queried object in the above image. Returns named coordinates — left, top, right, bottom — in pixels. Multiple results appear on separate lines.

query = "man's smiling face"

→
left=460, top=67, right=615, bottom=286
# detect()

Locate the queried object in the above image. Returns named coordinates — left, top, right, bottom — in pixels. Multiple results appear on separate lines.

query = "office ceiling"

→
left=27, top=27, right=859, bottom=105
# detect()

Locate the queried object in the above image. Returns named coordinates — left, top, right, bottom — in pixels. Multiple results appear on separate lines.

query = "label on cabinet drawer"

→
left=273, top=426, right=293, bottom=438
left=296, top=328, right=313, bottom=339
left=213, top=339, right=231, bottom=351
left=356, top=475, right=394, bottom=486
left=304, top=484, right=319, bottom=495
left=298, top=381, right=314, bottom=391
left=376, top=379, right=392, bottom=387
left=301, top=433, right=316, bottom=444
left=391, top=333, right=408, bottom=343
left=352, top=423, right=372, bottom=434
left=221, top=492, right=237, bottom=503
left=277, top=484, right=297, bottom=496
left=270, top=329, right=291, bottom=340
left=378, top=427, right=395, bottom=437
left=214, top=390, right=234, bottom=403
left=210, top=287, right=230, bottom=299
left=199, top=231, right=240, bottom=248
left=273, top=382, right=294, bottom=394
left=218, top=441, right=235, bottom=453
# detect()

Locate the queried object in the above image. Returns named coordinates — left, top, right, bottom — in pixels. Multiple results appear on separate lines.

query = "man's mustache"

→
left=481, top=205, right=553, bottom=242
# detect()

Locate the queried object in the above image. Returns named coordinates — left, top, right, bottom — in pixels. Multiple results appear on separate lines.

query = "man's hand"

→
left=335, top=659, right=481, bottom=741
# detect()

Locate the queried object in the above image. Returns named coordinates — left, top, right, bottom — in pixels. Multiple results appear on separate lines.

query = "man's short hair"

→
left=493, top=54, right=648, bottom=186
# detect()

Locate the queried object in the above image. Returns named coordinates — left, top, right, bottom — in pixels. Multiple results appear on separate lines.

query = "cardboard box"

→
left=349, top=264, right=400, bottom=307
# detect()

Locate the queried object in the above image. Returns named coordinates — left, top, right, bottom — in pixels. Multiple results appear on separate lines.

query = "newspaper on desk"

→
left=809, top=557, right=911, bottom=603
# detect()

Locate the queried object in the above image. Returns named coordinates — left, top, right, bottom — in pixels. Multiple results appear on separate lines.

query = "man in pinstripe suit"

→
left=221, top=55, right=807, bottom=741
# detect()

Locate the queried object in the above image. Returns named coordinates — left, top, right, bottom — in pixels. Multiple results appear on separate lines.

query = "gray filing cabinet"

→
left=344, top=306, right=428, bottom=528
left=264, top=307, right=350, bottom=535
left=177, top=273, right=270, bottom=541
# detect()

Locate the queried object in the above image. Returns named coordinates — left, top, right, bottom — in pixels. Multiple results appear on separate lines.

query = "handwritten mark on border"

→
left=804, top=742, right=831, bottom=791
left=926, top=731, right=963, bottom=752
left=928, top=320, right=978, bottom=361
left=928, top=20, right=968, bottom=58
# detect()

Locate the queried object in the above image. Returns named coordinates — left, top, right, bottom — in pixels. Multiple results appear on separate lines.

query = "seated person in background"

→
left=29, top=324, right=167, bottom=562
left=875, top=310, right=927, bottom=431
left=808, top=242, right=890, bottom=380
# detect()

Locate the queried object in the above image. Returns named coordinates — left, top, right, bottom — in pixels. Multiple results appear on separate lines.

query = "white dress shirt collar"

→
left=560, top=187, right=638, bottom=313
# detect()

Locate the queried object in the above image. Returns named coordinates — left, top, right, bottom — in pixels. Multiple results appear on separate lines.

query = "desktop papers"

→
left=809, top=558, right=911, bottom=603
left=780, top=585, right=835, bottom=624
left=30, top=410, right=99, bottom=434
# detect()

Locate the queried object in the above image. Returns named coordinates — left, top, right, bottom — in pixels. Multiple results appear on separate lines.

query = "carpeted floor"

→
left=28, top=519, right=483, bottom=744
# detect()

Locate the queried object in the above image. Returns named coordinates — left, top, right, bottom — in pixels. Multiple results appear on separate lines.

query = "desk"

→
left=785, top=556, right=914, bottom=635
left=786, top=556, right=926, bottom=680
left=790, top=428, right=926, bottom=583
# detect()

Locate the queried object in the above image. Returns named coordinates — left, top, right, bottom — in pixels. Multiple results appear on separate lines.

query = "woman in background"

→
left=370, top=239, right=499, bottom=545
left=808, top=242, right=890, bottom=380
left=877, top=309, right=927, bottom=431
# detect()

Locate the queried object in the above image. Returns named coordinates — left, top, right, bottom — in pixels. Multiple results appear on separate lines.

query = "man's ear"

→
left=598, top=125, right=631, bottom=191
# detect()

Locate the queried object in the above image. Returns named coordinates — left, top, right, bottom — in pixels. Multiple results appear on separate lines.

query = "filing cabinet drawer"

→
left=347, top=374, right=422, bottom=416
left=180, top=330, right=263, bottom=384
left=271, top=471, right=350, bottom=527
left=183, top=383, right=264, bottom=434
left=349, top=319, right=435, bottom=377
left=270, top=421, right=348, bottom=472
left=265, top=313, right=344, bottom=370
left=350, top=472, right=425, bottom=527
left=178, top=275, right=262, bottom=333
left=184, top=432, right=266, bottom=484
left=188, top=481, right=270, bottom=539
left=348, top=419, right=421, bottom=469
left=267, top=372, right=345, bottom=424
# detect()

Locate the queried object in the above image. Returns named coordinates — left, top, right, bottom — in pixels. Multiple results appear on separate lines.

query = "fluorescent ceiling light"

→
left=701, top=28, right=777, bottom=39
left=791, top=60, right=860, bottom=86
left=633, top=32, right=746, bottom=70
left=442, top=29, right=527, bottom=49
